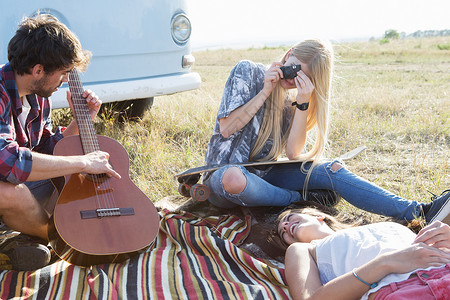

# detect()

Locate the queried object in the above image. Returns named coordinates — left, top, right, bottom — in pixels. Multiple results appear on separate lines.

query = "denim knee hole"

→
left=326, top=159, right=345, bottom=173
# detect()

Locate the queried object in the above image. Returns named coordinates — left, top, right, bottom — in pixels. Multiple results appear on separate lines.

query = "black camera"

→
left=280, top=64, right=301, bottom=79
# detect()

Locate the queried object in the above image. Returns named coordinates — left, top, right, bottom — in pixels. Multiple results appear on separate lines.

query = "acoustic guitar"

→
left=48, top=69, right=160, bottom=267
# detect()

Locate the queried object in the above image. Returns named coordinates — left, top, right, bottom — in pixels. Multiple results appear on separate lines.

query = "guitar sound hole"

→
left=84, top=173, right=109, bottom=184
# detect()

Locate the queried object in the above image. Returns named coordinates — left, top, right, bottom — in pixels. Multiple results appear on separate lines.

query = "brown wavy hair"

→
left=274, top=206, right=424, bottom=251
left=8, top=13, right=91, bottom=75
left=275, top=206, right=362, bottom=249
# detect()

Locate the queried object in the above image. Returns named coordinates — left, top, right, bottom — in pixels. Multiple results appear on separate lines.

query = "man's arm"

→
left=27, top=151, right=121, bottom=181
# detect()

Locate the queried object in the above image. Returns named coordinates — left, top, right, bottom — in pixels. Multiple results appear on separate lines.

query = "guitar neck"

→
left=68, top=69, right=100, bottom=154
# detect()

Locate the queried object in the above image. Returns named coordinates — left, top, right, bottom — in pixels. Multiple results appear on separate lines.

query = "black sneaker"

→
left=424, top=189, right=450, bottom=225
left=305, top=189, right=341, bottom=207
left=0, top=234, right=51, bottom=271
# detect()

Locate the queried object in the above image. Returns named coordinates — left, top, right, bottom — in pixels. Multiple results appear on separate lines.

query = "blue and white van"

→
left=0, top=0, right=201, bottom=117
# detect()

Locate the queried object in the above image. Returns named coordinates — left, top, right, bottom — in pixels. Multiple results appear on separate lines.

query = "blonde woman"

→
left=203, top=39, right=450, bottom=223
left=277, top=207, right=450, bottom=299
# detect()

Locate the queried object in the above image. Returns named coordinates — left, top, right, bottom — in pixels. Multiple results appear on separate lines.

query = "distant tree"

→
left=384, top=29, right=399, bottom=39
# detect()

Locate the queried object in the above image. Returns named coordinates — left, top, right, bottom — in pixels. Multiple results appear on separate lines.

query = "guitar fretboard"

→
left=68, top=69, right=100, bottom=154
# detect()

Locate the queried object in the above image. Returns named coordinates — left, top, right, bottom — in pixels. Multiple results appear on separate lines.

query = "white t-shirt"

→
left=18, top=97, right=31, bottom=129
left=312, top=222, right=436, bottom=300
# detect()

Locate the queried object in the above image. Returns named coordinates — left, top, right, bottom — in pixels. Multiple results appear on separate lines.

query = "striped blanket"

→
left=0, top=209, right=290, bottom=299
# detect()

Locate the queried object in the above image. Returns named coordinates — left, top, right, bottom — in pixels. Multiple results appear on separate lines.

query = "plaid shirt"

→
left=0, top=63, right=64, bottom=184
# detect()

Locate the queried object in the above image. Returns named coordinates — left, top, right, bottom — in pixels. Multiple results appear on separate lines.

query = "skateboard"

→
left=174, top=146, right=367, bottom=202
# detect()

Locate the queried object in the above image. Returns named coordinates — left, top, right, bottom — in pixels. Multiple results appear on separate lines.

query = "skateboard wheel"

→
left=178, top=183, right=191, bottom=197
left=190, top=184, right=210, bottom=202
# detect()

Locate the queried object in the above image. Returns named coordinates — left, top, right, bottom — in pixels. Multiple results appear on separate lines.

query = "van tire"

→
left=100, top=97, right=154, bottom=121
left=125, top=97, right=154, bottom=119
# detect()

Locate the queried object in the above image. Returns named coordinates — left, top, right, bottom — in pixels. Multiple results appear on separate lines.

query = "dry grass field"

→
left=54, top=36, right=449, bottom=221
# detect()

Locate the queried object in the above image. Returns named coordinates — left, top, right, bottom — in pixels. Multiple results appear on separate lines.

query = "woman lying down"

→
left=277, top=207, right=450, bottom=300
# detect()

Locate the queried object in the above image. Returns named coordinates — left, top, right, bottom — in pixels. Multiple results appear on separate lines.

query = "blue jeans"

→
left=204, top=161, right=422, bottom=220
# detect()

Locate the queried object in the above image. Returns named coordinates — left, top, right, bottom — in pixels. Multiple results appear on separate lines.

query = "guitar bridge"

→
left=80, top=207, right=135, bottom=219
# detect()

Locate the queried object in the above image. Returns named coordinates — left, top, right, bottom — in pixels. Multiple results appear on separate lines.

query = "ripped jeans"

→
left=204, top=161, right=422, bottom=220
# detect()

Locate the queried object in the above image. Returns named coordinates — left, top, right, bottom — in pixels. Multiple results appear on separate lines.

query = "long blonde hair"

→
left=249, top=39, right=334, bottom=195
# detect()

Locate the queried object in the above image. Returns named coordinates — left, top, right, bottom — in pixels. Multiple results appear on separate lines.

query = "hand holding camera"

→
left=280, top=64, right=302, bottom=79
left=263, top=63, right=304, bottom=96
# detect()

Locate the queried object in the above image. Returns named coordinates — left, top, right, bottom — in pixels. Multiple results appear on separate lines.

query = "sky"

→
left=187, top=0, right=450, bottom=50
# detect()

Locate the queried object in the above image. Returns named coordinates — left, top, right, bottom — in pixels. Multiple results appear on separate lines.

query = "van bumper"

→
left=51, top=72, right=201, bottom=109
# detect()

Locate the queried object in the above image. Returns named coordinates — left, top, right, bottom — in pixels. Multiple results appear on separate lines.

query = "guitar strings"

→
left=69, top=70, right=116, bottom=213
left=68, top=70, right=117, bottom=215
left=68, top=70, right=104, bottom=209
left=71, top=70, right=116, bottom=212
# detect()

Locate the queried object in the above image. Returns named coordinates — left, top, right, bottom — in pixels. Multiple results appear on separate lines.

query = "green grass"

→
left=437, top=43, right=450, bottom=50
left=53, top=36, right=449, bottom=220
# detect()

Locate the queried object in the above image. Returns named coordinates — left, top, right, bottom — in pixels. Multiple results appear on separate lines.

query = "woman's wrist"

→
left=292, top=101, right=309, bottom=111
left=295, top=100, right=309, bottom=104
left=296, top=94, right=310, bottom=104
left=352, top=269, right=378, bottom=288
left=260, top=86, right=273, bottom=99
left=368, top=254, right=395, bottom=281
